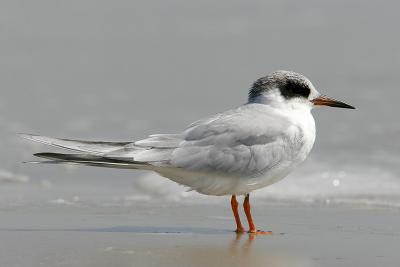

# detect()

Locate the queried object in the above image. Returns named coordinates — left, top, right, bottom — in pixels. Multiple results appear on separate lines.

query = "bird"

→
left=20, top=70, right=355, bottom=235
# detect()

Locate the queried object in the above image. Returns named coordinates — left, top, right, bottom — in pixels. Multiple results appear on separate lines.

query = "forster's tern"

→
left=20, top=70, right=355, bottom=234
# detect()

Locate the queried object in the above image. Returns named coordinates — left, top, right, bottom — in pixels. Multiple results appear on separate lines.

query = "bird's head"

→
left=248, top=70, right=355, bottom=110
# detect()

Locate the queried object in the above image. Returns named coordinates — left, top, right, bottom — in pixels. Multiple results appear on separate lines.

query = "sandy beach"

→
left=1, top=203, right=399, bottom=267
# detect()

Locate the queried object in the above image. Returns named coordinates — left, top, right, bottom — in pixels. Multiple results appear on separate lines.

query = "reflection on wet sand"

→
left=104, top=232, right=311, bottom=267
left=0, top=227, right=311, bottom=267
left=229, top=233, right=256, bottom=253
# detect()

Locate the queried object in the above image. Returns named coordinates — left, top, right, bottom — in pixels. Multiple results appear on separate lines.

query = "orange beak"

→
left=311, top=95, right=355, bottom=109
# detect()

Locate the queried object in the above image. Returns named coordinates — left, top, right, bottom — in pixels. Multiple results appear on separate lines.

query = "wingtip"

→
left=33, top=152, right=55, bottom=159
left=23, top=160, right=73, bottom=165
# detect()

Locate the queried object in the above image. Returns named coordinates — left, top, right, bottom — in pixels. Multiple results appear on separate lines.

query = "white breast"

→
left=242, top=107, right=316, bottom=192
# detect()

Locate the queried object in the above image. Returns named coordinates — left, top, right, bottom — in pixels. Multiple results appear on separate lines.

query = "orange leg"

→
left=243, top=194, right=272, bottom=235
left=231, top=195, right=245, bottom=233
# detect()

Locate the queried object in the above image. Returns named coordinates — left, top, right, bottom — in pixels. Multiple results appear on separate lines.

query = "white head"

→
left=248, top=70, right=355, bottom=110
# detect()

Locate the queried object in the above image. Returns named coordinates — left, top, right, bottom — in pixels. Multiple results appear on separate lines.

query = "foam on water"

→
left=120, top=159, right=400, bottom=208
left=0, top=169, right=30, bottom=184
left=1, top=157, right=399, bottom=209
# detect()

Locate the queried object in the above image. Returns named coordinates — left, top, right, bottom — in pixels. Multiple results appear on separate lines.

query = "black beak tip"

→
left=344, top=104, right=356, bottom=109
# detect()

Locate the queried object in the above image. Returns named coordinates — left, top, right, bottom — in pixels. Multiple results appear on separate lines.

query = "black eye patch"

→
left=280, top=80, right=311, bottom=99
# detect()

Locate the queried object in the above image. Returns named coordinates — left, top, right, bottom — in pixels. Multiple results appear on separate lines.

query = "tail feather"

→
left=19, top=133, right=175, bottom=169
left=19, top=133, right=131, bottom=154
left=33, top=152, right=152, bottom=169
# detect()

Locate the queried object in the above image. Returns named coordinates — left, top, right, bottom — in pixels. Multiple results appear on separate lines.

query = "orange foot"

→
left=248, top=230, right=273, bottom=235
left=235, top=227, right=246, bottom=234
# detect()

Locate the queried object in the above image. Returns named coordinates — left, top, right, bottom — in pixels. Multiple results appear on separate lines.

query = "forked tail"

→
left=20, top=134, right=153, bottom=170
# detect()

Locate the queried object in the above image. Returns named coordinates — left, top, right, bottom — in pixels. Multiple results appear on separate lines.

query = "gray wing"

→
left=103, top=104, right=292, bottom=174
left=169, top=104, right=294, bottom=176
left=22, top=104, right=294, bottom=176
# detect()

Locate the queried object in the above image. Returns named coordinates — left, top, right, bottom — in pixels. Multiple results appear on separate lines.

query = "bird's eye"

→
left=281, top=80, right=311, bottom=99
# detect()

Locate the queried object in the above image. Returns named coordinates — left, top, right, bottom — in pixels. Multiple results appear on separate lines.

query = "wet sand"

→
left=1, top=204, right=399, bottom=267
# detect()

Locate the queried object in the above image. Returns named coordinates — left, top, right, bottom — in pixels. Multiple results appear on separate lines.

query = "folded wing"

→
left=22, top=104, right=293, bottom=177
left=170, top=104, right=292, bottom=176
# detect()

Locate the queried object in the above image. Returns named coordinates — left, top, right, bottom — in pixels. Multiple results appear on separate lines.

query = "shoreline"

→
left=1, top=204, right=400, bottom=267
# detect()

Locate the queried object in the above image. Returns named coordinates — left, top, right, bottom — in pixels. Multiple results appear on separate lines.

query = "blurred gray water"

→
left=1, top=0, right=400, bottom=207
